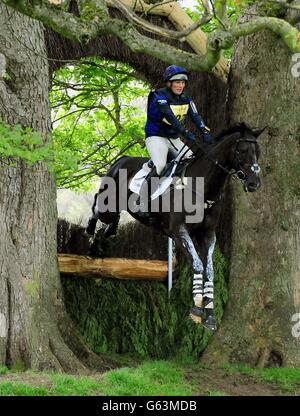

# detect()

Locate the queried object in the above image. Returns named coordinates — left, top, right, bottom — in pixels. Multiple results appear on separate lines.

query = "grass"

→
left=0, top=360, right=195, bottom=396
left=1, top=360, right=300, bottom=396
left=0, top=374, right=103, bottom=396
left=100, top=361, right=196, bottom=396
left=0, top=366, right=9, bottom=375
left=0, top=382, right=49, bottom=396
left=206, top=390, right=227, bottom=396
left=219, top=364, right=300, bottom=394
left=246, top=368, right=300, bottom=393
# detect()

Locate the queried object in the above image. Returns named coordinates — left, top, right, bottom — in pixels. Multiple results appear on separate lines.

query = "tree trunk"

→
left=202, top=24, right=300, bottom=366
left=0, top=5, right=109, bottom=372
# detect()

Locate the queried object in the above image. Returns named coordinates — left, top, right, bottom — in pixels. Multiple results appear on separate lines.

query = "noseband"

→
left=191, top=135, right=261, bottom=185
left=232, top=138, right=261, bottom=183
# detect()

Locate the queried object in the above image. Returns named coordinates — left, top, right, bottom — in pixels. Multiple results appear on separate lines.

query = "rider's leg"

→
left=136, top=137, right=169, bottom=215
left=145, top=136, right=169, bottom=176
left=168, top=138, right=194, bottom=160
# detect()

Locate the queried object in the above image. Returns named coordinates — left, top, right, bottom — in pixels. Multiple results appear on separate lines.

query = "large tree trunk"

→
left=203, top=23, right=300, bottom=366
left=0, top=5, right=108, bottom=372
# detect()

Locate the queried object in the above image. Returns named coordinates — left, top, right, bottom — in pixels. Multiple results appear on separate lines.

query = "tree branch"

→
left=111, top=0, right=212, bottom=40
left=214, top=0, right=227, bottom=21
left=2, top=0, right=300, bottom=76
left=228, top=16, right=300, bottom=53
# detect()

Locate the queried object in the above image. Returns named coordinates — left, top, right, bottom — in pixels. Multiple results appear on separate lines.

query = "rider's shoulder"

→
left=153, top=87, right=169, bottom=100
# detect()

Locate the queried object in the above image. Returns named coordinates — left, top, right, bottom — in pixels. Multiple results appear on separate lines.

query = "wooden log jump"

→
left=58, top=254, right=173, bottom=281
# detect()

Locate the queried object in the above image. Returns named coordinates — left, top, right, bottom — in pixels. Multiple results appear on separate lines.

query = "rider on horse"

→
left=138, top=64, right=213, bottom=213
left=87, top=65, right=213, bottom=232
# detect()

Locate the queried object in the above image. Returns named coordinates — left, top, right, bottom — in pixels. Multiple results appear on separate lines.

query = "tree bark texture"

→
left=0, top=5, right=109, bottom=372
left=203, top=26, right=300, bottom=367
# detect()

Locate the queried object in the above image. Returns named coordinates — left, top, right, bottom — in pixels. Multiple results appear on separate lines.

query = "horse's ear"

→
left=252, top=126, right=267, bottom=138
left=240, top=122, right=247, bottom=133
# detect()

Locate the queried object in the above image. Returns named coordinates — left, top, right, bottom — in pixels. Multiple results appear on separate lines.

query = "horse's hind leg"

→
left=86, top=189, right=120, bottom=238
left=172, top=224, right=205, bottom=324
left=86, top=193, right=100, bottom=236
left=102, top=213, right=120, bottom=238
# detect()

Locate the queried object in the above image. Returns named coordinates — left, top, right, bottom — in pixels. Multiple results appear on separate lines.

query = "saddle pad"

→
left=129, top=159, right=190, bottom=199
left=129, top=167, right=149, bottom=194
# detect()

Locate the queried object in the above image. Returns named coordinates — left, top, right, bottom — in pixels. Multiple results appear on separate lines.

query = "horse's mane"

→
left=214, top=122, right=252, bottom=142
left=192, top=123, right=250, bottom=160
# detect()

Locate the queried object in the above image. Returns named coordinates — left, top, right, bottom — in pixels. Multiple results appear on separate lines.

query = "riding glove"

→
left=184, top=130, right=196, bottom=142
left=201, top=127, right=213, bottom=143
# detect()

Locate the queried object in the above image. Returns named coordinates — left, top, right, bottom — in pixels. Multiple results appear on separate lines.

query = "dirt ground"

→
left=185, top=367, right=300, bottom=396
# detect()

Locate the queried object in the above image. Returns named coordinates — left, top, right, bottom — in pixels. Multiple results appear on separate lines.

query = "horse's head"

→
left=230, top=125, right=264, bottom=193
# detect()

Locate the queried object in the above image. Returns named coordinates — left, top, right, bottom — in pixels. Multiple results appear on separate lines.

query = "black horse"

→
left=87, top=123, right=263, bottom=330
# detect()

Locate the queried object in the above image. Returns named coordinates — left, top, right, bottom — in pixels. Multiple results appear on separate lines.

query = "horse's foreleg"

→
left=173, top=224, right=205, bottom=324
left=200, top=232, right=217, bottom=331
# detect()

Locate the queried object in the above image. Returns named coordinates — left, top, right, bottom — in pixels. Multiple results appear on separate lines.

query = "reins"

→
left=182, top=134, right=259, bottom=184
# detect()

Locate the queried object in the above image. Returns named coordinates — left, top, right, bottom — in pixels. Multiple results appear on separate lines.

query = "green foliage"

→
left=61, top=245, right=229, bottom=360
left=51, top=59, right=148, bottom=190
left=0, top=120, right=53, bottom=166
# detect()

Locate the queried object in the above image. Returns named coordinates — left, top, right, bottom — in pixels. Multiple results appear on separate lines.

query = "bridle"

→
left=182, top=135, right=261, bottom=186
left=232, top=138, right=261, bottom=183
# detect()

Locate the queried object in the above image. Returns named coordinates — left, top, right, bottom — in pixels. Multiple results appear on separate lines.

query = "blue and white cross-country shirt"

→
left=145, top=87, right=206, bottom=138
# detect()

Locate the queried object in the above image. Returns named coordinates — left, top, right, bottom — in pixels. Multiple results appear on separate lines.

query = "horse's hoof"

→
left=203, top=315, right=217, bottom=331
left=190, top=314, right=202, bottom=324
left=190, top=306, right=204, bottom=324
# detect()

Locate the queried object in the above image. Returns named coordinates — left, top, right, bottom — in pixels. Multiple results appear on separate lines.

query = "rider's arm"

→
left=188, top=100, right=206, bottom=131
left=188, top=100, right=212, bottom=143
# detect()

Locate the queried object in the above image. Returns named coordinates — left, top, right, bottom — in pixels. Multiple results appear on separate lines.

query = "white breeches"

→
left=145, top=136, right=194, bottom=176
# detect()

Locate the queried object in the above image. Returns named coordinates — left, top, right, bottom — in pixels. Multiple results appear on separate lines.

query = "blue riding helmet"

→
left=164, top=65, right=188, bottom=82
